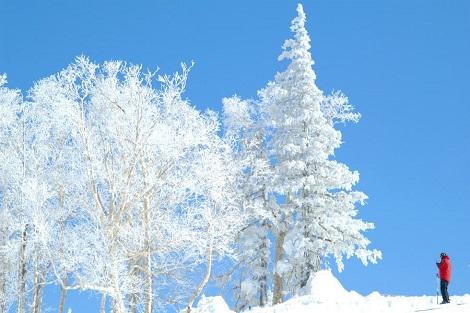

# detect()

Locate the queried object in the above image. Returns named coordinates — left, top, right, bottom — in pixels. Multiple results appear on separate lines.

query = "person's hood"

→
left=442, top=255, right=450, bottom=260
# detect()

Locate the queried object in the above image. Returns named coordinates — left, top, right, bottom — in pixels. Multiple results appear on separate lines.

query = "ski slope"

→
left=192, top=271, right=470, bottom=313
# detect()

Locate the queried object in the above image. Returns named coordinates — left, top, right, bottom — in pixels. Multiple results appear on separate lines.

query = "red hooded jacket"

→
left=437, top=255, right=452, bottom=282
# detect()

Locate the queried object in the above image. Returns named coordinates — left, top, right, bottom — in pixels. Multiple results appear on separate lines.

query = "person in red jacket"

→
left=436, top=252, right=452, bottom=304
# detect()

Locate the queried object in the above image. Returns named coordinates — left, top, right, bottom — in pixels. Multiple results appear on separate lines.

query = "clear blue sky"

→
left=1, top=0, right=470, bottom=311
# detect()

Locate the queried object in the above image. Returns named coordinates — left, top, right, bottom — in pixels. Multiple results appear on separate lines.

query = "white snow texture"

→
left=193, top=270, right=470, bottom=313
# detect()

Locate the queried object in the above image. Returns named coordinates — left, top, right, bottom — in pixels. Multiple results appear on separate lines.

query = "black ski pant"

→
left=440, top=279, right=450, bottom=303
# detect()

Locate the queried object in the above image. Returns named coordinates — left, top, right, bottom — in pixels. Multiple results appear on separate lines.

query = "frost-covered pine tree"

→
left=259, top=4, right=381, bottom=302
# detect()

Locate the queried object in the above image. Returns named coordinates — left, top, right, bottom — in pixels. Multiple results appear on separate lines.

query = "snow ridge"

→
left=193, top=270, right=470, bottom=313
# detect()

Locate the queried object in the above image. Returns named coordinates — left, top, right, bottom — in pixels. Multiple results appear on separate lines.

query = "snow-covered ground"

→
left=192, top=271, right=470, bottom=313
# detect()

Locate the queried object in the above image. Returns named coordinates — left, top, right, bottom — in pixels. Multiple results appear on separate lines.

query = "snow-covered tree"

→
left=0, top=72, right=84, bottom=313
left=0, top=77, right=50, bottom=313
left=28, top=71, right=95, bottom=313
left=221, top=7, right=380, bottom=308
left=0, top=74, right=24, bottom=313
left=222, top=96, right=275, bottom=311
left=257, top=4, right=381, bottom=303
left=1, top=57, right=248, bottom=313
left=26, top=57, right=245, bottom=313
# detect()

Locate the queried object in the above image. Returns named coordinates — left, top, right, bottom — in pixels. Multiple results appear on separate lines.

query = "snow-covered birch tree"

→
left=26, top=57, right=245, bottom=313
left=0, top=72, right=85, bottom=313
left=0, top=74, right=24, bottom=313
left=28, top=71, right=95, bottom=313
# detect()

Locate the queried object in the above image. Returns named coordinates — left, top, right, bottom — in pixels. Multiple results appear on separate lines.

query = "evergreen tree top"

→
left=279, top=3, right=312, bottom=67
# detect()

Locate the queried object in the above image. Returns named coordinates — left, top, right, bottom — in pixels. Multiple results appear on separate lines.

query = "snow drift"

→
left=191, top=296, right=235, bottom=313
left=193, top=270, right=470, bottom=313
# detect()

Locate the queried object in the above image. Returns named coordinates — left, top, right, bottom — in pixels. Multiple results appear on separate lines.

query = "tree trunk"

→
left=300, top=252, right=321, bottom=289
left=0, top=270, right=6, bottom=313
left=259, top=229, right=268, bottom=307
left=100, top=293, right=107, bottom=313
left=272, top=230, right=286, bottom=305
left=273, top=191, right=291, bottom=305
left=127, top=260, right=139, bottom=313
left=31, top=268, right=44, bottom=313
left=144, top=253, right=153, bottom=313
left=143, top=196, right=153, bottom=313
left=139, top=159, right=154, bottom=313
left=128, top=293, right=138, bottom=313
left=57, top=188, right=69, bottom=313
left=186, top=236, right=213, bottom=313
left=112, top=280, right=126, bottom=313
left=299, top=187, right=321, bottom=290
left=299, top=266, right=310, bottom=289
left=32, top=246, right=46, bottom=313
left=17, top=225, right=28, bottom=313
left=110, top=264, right=126, bottom=313
left=58, top=275, right=68, bottom=313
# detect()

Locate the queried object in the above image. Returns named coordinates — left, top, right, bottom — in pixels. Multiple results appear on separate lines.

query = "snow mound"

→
left=191, top=296, right=234, bottom=313
left=245, top=270, right=470, bottom=313
left=192, top=272, right=470, bottom=313
left=300, top=270, right=349, bottom=300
